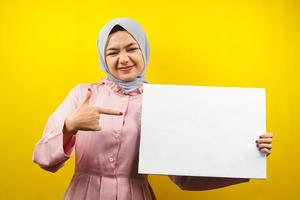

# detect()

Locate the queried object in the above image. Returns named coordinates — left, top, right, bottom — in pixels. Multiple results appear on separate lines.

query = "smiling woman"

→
left=105, top=25, right=145, bottom=82
left=32, top=17, right=273, bottom=200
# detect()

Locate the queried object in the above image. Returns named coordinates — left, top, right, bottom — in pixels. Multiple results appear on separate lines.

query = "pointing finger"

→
left=95, top=107, right=123, bottom=116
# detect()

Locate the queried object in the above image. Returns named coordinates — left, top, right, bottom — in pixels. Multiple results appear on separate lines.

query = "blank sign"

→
left=138, top=83, right=266, bottom=179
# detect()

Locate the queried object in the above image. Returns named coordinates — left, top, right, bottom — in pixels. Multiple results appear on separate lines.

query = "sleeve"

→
left=169, top=175, right=250, bottom=191
left=32, top=84, right=83, bottom=173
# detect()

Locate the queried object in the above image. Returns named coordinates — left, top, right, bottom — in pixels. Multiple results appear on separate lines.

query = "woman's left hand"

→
left=256, top=132, right=273, bottom=156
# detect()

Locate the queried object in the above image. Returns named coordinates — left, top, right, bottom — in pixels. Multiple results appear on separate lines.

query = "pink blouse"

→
left=33, top=78, right=249, bottom=200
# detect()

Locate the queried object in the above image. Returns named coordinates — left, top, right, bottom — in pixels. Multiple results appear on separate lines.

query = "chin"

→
left=117, top=73, right=138, bottom=82
left=119, top=76, right=135, bottom=82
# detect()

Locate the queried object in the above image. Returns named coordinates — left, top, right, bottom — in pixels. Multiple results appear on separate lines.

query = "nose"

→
left=119, top=52, right=130, bottom=65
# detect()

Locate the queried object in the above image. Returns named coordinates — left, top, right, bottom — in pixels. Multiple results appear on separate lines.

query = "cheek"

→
left=133, top=52, right=144, bottom=66
left=106, top=57, right=117, bottom=70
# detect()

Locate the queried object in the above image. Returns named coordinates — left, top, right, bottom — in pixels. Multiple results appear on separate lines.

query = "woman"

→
left=33, top=17, right=273, bottom=200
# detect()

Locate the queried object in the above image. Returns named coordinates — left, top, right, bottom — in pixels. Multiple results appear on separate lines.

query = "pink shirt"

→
left=33, top=78, right=249, bottom=200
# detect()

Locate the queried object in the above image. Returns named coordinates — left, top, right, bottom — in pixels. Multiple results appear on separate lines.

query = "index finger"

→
left=259, top=132, right=273, bottom=138
left=96, top=107, right=123, bottom=116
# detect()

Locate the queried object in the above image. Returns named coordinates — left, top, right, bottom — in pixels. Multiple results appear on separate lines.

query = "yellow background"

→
left=0, top=0, right=299, bottom=199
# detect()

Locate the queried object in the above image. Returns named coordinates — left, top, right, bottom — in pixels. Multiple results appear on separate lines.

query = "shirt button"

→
left=114, top=134, right=119, bottom=138
left=109, top=157, right=114, bottom=162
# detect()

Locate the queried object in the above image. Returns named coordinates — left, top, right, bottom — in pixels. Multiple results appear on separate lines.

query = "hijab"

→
left=97, top=17, right=150, bottom=93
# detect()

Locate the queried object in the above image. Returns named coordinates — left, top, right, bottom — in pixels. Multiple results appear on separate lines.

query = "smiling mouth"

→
left=118, top=65, right=133, bottom=71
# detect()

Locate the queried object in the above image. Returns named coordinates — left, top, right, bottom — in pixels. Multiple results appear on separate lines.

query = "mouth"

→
left=118, top=65, right=134, bottom=72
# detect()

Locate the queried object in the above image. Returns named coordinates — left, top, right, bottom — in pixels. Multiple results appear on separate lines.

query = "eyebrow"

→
left=106, top=42, right=138, bottom=51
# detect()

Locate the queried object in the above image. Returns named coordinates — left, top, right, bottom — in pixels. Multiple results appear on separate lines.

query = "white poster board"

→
left=138, top=83, right=266, bottom=179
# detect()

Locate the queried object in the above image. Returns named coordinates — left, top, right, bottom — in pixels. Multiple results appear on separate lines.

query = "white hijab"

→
left=97, top=17, right=150, bottom=93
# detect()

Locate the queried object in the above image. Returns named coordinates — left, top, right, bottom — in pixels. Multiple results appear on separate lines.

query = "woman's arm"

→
left=169, top=175, right=249, bottom=191
left=32, top=84, right=83, bottom=172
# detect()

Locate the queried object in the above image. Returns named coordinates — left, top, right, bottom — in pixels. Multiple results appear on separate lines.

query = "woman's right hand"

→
left=64, top=88, right=123, bottom=134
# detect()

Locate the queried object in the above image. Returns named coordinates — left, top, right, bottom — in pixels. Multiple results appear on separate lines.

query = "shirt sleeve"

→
left=32, top=84, right=83, bottom=173
left=169, top=175, right=250, bottom=191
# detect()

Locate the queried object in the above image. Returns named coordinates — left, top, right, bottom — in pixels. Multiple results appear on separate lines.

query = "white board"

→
left=138, top=83, right=266, bottom=179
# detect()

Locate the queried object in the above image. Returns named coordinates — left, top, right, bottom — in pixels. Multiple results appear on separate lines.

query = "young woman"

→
left=33, top=17, right=273, bottom=200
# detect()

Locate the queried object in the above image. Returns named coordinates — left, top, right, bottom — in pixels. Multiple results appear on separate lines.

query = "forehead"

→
left=105, top=31, right=138, bottom=48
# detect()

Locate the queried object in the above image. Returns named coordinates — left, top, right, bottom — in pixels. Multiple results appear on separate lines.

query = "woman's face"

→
left=105, top=31, right=145, bottom=82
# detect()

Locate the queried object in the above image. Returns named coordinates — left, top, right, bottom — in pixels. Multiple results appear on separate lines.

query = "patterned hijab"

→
left=97, top=17, right=150, bottom=93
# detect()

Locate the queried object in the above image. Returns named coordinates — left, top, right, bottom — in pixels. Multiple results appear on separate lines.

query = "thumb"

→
left=82, top=88, right=92, bottom=105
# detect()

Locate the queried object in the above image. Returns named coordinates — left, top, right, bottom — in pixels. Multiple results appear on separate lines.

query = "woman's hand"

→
left=256, top=132, right=273, bottom=156
left=65, top=88, right=123, bottom=133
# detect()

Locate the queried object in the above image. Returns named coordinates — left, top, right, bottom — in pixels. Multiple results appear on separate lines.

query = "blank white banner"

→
left=138, top=83, right=266, bottom=179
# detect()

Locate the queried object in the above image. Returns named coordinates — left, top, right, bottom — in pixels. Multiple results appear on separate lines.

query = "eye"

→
left=128, top=48, right=139, bottom=52
left=107, top=52, right=117, bottom=56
